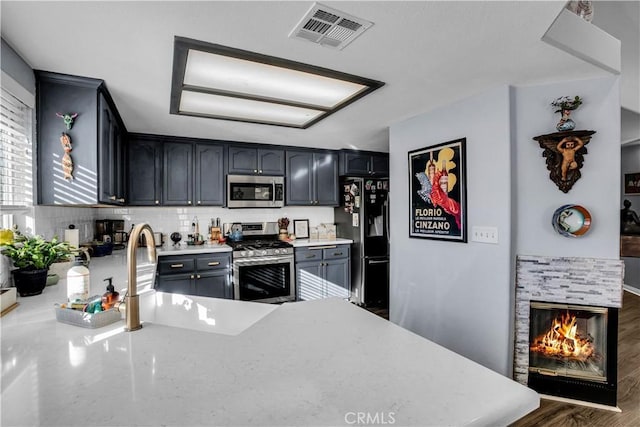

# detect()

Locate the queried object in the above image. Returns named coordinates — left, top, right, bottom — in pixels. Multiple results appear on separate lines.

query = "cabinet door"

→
left=286, top=151, right=315, bottom=205
left=343, top=152, right=370, bottom=176
left=314, top=152, right=339, bottom=206
left=98, top=94, right=119, bottom=204
left=196, top=271, right=232, bottom=299
left=296, top=261, right=323, bottom=301
left=114, top=125, right=126, bottom=202
left=128, top=138, right=162, bottom=205
left=258, top=149, right=285, bottom=175
left=163, top=142, right=193, bottom=205
left=324, top=258, right=350, bottom=299
left=156, top=274, right=194, bottom=295
left=194, top=143, right=224, bottom=206
left=228, top=146, right=258, bottom=174
left=371, top=154, right=389, bottom=177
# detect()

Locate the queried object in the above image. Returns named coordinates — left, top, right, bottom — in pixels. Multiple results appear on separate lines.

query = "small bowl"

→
left=552, top=204, right=592, bottom=237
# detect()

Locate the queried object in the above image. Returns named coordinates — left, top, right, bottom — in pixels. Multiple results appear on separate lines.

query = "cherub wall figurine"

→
left=556, top=136, right=584, bottom=181
left=533, top=130, right=595, bottom=193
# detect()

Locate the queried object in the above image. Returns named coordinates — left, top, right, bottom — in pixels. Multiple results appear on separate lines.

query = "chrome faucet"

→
left=123, top=223, right=157, bottom=331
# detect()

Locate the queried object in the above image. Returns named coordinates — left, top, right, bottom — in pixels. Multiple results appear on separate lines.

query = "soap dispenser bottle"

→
left=67, top=255, right=90, bottom=302
left=101, top=277, right=119, bottom=310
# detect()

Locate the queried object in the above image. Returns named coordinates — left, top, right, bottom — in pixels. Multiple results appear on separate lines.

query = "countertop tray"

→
left=55, top=306, right=121, bottom=328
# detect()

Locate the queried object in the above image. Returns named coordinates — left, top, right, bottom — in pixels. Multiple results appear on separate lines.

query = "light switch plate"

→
left=471, top=226, right=498, bottom=244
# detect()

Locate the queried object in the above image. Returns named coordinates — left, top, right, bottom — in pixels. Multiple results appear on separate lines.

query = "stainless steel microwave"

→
left=227, top=175, right=284, bottom=208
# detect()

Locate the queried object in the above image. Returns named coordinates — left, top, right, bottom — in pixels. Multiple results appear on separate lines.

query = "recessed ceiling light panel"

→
left=180, top=91, right=324, bottom=127
left=170, top=37, right=384, bottom=128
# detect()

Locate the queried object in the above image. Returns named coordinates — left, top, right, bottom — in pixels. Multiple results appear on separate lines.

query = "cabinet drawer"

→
left=323, top=245, right=350, bottom=260
left=295, top=248, right=323, bottom=262
left=158, top=257, right=195, bottom=275
left=196, top=254, right=230, bottom=271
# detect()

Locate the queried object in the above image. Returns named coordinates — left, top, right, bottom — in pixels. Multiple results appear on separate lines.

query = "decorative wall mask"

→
left=56, top=112, right=78, bottom=130
left=60, top=132, right=73, bottom=181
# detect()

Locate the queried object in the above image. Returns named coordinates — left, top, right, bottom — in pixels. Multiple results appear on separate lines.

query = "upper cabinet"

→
left=127, top=134, right=162, bottom=206
left=340, top=150, right=389, bottom=177
left=228, top=145, right=284, bottom=175
left=128, top=135, right=225, bottom=207
left=163, top=141, right=193, bottom=206
left=194, top=143, right=225, bottom=206
left=36, top=71, right=127, bottom=205
left=286, top=150, right=339, bottom=206
left=98, top=93, right=126, bottom=204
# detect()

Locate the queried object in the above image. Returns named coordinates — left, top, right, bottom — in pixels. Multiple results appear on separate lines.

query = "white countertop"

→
left=292, top=238, right=353, bottom=247
left=157, top=242, right=232, bottom=256
left=1, top=275, right=539, bottom=427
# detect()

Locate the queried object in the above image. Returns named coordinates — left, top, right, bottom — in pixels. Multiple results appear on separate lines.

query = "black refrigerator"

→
left=334, top=177, right=389, bottom=308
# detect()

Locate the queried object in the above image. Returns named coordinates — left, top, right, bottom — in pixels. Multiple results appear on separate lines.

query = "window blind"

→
left=0, top=88, right=33, bottom=207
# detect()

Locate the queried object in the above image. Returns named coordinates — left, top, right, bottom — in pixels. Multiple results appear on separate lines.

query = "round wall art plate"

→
left=552, top=204, right=592, bottom=237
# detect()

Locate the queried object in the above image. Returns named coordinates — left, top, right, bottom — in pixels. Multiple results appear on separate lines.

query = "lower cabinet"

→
left=156, top=252, right=233, bottom=299
left=295, top=245, right=350, bottom=301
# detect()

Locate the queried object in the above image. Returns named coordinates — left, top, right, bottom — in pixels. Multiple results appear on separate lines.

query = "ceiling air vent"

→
left=289, top=3, right=373, bottom=50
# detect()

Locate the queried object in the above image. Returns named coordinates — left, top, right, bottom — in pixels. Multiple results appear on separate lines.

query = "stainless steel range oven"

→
left=228, top=222, right=295, bottom=304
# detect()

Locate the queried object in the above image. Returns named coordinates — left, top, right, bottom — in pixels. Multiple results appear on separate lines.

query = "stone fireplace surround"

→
left=514, top=255, right=624, bottom=405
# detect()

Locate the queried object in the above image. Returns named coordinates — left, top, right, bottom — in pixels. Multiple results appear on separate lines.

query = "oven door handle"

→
left=233, top=255, right=294, bottom=266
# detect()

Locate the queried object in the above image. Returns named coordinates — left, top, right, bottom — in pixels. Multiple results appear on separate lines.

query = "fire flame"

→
left=530, top=311, right=595, bottom=362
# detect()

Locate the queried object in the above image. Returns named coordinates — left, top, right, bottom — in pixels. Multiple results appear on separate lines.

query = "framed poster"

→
left=293, top=219, right=310, bottom=239
left=408, top=138, right=467, bottom=242
left=624, top=173, right=640, bottom=195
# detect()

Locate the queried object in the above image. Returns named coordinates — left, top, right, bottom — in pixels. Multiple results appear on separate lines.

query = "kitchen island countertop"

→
left=1, top=282, right=538, bottom=426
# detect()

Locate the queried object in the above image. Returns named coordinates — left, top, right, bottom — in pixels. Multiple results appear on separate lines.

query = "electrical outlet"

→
left=471, top=226, right=499, bottom=244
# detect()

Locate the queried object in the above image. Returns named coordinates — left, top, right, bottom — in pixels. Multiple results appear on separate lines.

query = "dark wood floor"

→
left=513, top=291, right=640, bottom=427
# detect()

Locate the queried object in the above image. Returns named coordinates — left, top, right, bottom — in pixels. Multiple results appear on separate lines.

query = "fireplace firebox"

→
left=528, top=301, right=618, bottom=406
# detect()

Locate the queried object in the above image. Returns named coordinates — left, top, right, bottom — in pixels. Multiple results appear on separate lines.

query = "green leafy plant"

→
left=1, top=233, right=73, bottom=271
left=551, top=96, right=583, bottom=113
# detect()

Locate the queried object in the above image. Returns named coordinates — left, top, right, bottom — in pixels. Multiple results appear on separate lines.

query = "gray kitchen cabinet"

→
left=128, top=135, right=162, bottom=206
left=296, top=245, right=350, bottom=300
left=286, top=150, right=339, bottom=206
left=163, top=142, right=193, bottom=206
left=129, top=136, right=224, bottom=207
left=340, top=150, right=389, bottom=177
left=156, top=252, right=233, bottom=298
left=98, top=93, right=126, bottom=204
left=228, top=145, right=284, bottom=175
left=195, top=143, right=225, bottom=205
left=35, top=71, right=127, bottom=205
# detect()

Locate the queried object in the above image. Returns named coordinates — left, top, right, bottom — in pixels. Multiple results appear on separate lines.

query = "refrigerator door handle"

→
left=385, top=192, right=390, bottom=242
left=368, top=259, right=390, bottom=265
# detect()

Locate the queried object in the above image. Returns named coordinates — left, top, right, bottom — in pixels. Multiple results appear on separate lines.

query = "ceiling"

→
left=1, top=1, right=636, bottom=152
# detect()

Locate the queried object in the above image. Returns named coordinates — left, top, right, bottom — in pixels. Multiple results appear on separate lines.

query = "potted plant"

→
left=1, top=231, right=73, bottom=297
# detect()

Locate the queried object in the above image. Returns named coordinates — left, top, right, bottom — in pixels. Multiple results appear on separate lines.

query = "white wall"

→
left=514, top=76, right=620, bottom=258
left=389, top=76, right=620, bottom=378
left=389, top=86, right=514, bottom=375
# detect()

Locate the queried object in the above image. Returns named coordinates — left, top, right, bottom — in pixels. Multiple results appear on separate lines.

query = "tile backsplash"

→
left=25, top=205, right=334, bottom=243
left=97, top=206, right=335, bottom=241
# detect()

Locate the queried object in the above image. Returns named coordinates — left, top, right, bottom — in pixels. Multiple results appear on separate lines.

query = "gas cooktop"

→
left=229, top=238, right=294, bottom=259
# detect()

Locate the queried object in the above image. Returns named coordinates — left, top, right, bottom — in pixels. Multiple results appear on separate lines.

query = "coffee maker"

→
left=95, top=220, right=126, bottom=249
